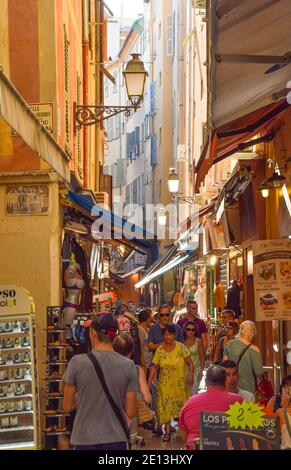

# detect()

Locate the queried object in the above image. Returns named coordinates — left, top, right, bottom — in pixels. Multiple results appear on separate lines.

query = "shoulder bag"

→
left=87, top=352, right=131, bottom=449
left=236, top=343, right=252, bottom=366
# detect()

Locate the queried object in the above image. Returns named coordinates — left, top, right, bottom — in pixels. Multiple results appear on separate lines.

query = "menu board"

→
left=200, top=412, right=280, bottom=450
left=253, top=239, right=291, bottom=321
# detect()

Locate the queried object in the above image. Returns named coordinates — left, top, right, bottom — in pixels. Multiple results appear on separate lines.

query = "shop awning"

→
left=135, top=246, right=190, bottom=289
left=195, top=99, right=289, bottom=191
left=210, top=0, right=291, bottom=127
left=0, top=69, right=70, bottom=182
left=66, top=191, right=156, bottom=252
left=179, top=201, right=216, bottom=235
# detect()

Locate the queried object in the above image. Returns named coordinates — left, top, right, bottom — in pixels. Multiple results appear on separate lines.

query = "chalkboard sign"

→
left=200, top=412, right=281, bottom=450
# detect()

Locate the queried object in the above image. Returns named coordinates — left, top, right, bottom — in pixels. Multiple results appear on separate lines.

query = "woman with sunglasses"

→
left=148, top=324, right=193, bottom=442
left=213, top=321, right=239, bottom=365
left=183, top=321, right=205, bottom=395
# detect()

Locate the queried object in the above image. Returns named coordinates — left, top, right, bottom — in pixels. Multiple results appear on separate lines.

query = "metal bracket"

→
left=216, top=53, right=291, bottom=65
left=73, top=102, right=140, bottom=132
left=172, top=194, right=196, bottom=204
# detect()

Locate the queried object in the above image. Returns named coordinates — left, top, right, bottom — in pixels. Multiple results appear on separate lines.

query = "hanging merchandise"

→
left=62, top=254, right=85, bottom=325
left=195, top=278, right=207, bottom=320
left=214, top=281, right=225, bottom=310
left=226, top=280, right=241, bottom=318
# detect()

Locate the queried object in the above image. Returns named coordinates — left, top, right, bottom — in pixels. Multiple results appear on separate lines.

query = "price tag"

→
left=226, top=401, right=265, bottom=430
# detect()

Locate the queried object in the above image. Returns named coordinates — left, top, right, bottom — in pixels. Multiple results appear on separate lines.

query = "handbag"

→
left=87, top=352, right=131, bottom=449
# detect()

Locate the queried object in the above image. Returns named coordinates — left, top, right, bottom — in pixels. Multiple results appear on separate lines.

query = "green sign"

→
left=200, top=411, right=281, bottom=450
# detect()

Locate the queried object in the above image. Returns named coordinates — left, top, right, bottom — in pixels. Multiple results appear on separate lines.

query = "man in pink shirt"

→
left=179, top=365, right=242, bottom=447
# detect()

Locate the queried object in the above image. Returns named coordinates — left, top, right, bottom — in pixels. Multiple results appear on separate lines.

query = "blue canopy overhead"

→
left=66, top=191, right=157, bottom=256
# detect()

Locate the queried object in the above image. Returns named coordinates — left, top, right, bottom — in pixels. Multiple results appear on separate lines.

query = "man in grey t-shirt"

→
left=63, top=313, right=139, bottom=450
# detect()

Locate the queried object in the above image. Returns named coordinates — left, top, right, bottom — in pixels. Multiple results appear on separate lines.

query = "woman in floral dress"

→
left=148, top=324, right=193, bottom=442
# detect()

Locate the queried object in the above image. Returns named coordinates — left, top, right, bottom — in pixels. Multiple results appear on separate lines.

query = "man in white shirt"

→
left=221, top=360, right=255, bottom=403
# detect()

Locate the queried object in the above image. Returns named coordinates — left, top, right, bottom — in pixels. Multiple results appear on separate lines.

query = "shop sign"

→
left=6, top=185, right=49, bottom=215
left=253, top=239, right=291, bottom=321
left=29, top=103, right=54, bottom=133
left=200, top=411, right=280, bottom=450
left=0, top=285, right=35, bottom=316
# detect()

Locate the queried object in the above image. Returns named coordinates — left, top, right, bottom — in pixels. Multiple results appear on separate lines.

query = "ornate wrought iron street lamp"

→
left=74, top=54, right=148, bottom=132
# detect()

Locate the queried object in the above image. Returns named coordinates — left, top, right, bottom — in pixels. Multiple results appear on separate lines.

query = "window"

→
left=159, top=71, right=162, bottom=87
left=141, top=123, right=145, bottom=154
left=150, top=82, right=156, bottom=115
left=159, top=127, right=162, bottom=146
left=167, top=16, right=173, bottom=56
left=151, top=134, right=157, bottom=166
left=127, top=132, right=136, bottom=161
left=135, top=127, right=140, bottom=157
left=76, top=73, right=82, bottom=178
left=158, top=23, right=161, bottom=39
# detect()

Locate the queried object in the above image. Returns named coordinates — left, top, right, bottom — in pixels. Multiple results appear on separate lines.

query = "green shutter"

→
left=76, top=74, right=83, bottom=177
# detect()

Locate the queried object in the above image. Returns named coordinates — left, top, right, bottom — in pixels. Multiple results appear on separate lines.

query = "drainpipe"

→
left=83, top=0, right=89, bottom=188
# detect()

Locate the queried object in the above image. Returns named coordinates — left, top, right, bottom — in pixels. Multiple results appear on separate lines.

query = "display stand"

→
left=43, top=307, right=70, bottom=450
left=0, top=286, right=39, bottom=449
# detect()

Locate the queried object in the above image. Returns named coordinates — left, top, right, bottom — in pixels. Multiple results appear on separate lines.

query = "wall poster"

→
left=253, top=239, right=291, bottom=321
left=6, top=185, right=49, bottom=215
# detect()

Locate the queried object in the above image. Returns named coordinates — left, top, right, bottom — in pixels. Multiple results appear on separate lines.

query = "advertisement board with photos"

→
left=200, top=412, right=281, bottom=450
left=253, top=239, right=291, bottom=321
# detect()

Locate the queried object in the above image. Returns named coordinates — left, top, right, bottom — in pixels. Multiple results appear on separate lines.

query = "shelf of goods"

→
left=0, top=314, right=39, bottom=450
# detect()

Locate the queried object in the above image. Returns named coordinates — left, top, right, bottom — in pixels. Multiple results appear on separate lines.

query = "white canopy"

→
left=0, top=69, right=70, bottom=182
left=211, top=0, right=291, bottom=127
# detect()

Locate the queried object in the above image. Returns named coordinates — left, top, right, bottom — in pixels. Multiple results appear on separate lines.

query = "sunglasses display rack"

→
left=43, top=307, right=71, bottom=450
left=0, top=314, right=40, bottom=449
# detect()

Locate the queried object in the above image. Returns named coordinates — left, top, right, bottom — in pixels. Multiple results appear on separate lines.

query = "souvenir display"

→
left=0, top=314, right=39, bottom=449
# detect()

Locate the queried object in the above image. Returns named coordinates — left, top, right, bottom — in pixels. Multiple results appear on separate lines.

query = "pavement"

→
left=132, top=425, right=183, bottom=450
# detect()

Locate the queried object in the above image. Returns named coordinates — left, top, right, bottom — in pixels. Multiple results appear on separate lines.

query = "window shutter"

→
left=76, top=73, right=82, bottom=178
left=116, top=159, right=125, bottom=186
left=167, top=16, right=173, bottom=56
left=150, top=82, right=156, bottom=115
left=64, top=26, right=70, bottom=148
left=135, top=127, right=140, bottom=157
left=151, top=134, right=157, bottom=166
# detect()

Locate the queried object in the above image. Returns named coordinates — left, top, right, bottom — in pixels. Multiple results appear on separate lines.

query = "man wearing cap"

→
left=63, top=313, right=139, bottom=450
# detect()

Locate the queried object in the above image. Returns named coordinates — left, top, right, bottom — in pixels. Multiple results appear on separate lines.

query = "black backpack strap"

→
left=237, top=344, right=252, bottom=366
left=87, top=352, right=131, bottom=448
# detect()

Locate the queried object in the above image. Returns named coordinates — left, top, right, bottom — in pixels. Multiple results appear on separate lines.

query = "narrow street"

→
left=0, top=0, right=291, bottom=457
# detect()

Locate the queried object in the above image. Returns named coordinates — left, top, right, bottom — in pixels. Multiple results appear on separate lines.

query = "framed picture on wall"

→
left=5, top=185, right=49, bottom=215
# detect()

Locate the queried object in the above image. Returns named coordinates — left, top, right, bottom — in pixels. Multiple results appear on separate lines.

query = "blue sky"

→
left=106, top=0, right=144, bottom=19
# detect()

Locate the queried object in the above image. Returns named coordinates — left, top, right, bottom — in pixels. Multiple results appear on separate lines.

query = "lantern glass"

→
left=168, top=169, right=180, bottom=194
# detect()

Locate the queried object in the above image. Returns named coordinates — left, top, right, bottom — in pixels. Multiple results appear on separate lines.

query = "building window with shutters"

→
left=150, top=82, right=156, bottom=116
left=167, top=16, right=173, bottom=56
left=64, top=25, right=70, bottom=149
left=135, top=127, right=140, bottom=157
left=76, top=73, right=82, bottom=178
left=151, top=134, right=157, bottom=166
